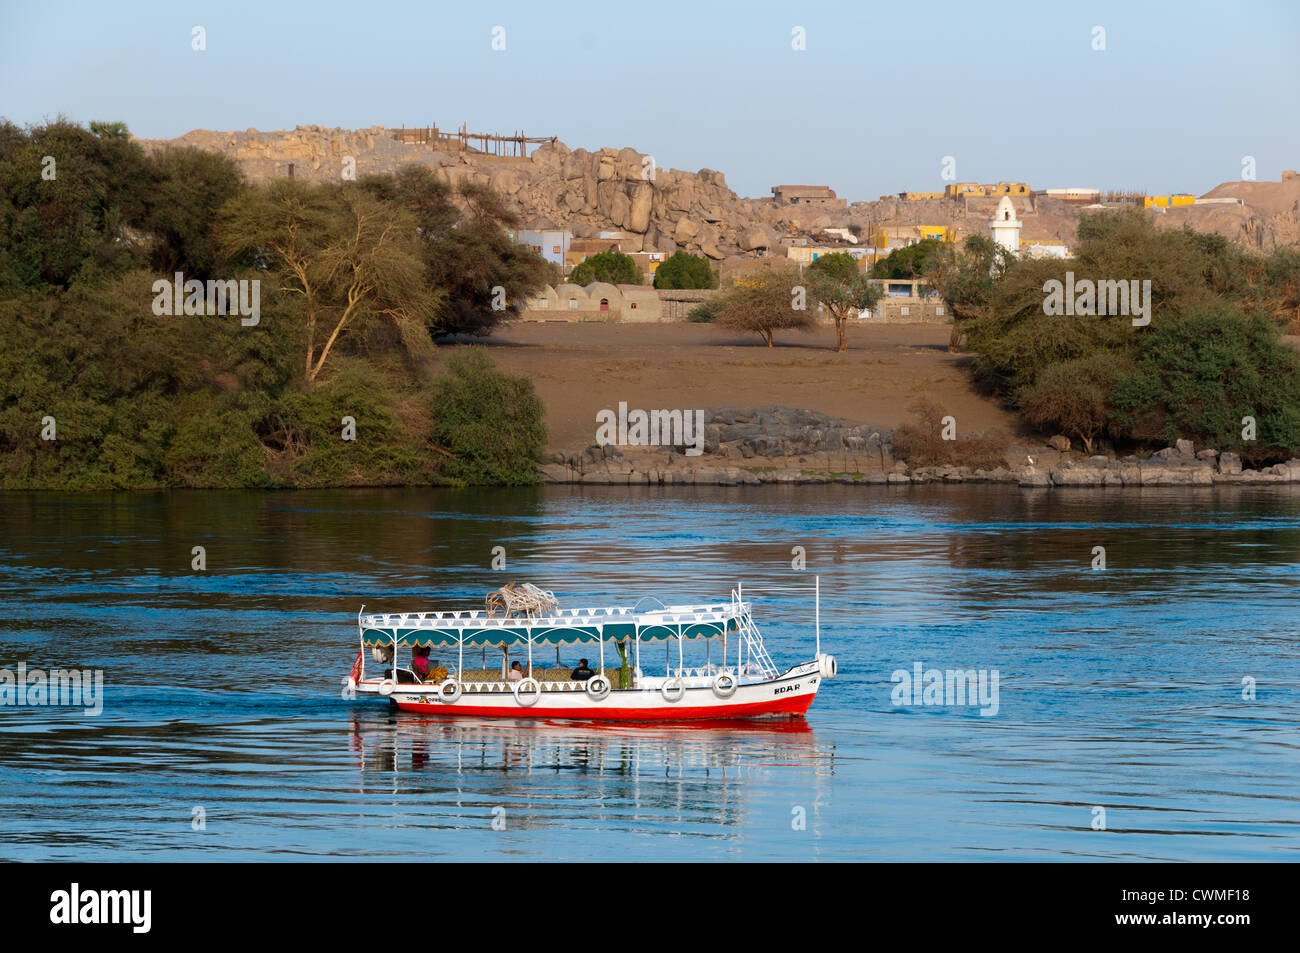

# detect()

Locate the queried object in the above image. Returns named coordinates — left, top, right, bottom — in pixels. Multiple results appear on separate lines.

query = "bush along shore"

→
left=539, top=407, right=1300, bottom=488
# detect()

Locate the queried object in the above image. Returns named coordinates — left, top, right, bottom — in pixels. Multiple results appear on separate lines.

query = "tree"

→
left=363, top=169, right=551, bottom=336
left=143, top=145, right=246, bottom=277
left=923, top=234, right=1015, bottom=352
left=1109, top=310, right=1300, bottom=461
left=653, top=251, right=717, bottom=289
left=805, top=251, right=880, bottom=352
left=1021, top=352, right=1128, bottom=453
left=569, top=249, right=642, bottom=286
left=872, top=237, right=944, bottom=279
left=431, top=348, right=548, bottom=485
left=715, top=267, right=812, bottom=347
left=0, top=118, right=153, bottom=288
left=217, top=180, right=440, bottom=383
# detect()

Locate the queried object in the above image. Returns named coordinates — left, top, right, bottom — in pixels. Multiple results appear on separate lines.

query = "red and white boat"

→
left=344, top=581, right=836, bottom=721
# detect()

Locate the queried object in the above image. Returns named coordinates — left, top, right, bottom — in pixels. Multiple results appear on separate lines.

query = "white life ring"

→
left=438, top=680, right=463, bottom=703
left=378, top=678, right=396, bottom=697
left=514, top=677, right=540, bottom=707
left=817, top=653, right=838, bottom=680
left=712, top=672, right=737, bottom=698
left=660, top=678, right=685, bottom=703
left=585, top=675, right=611, bottom=701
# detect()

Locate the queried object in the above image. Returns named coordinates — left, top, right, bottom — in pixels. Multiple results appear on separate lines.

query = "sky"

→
left=1, top=0, right=1297, bottom=201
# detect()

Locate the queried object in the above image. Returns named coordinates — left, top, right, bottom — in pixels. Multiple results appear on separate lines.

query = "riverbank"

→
left=541, top=408, right=1300, bottom=487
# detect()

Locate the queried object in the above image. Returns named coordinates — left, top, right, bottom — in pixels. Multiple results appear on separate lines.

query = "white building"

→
left=988, top=195, right=1022, bottom=256
left=516, top=224, right=571, bottom=266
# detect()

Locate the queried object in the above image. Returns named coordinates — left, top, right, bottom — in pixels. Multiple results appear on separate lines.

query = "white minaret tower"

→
left=989, top=195, right=1022, bottom=256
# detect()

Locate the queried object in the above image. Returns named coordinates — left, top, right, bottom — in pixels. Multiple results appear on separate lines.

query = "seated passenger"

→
left=570, top=658, right=596, bottom=682
left=507, top=661, right=525, bottom=682
left=412, top=646, right=433, bottom=681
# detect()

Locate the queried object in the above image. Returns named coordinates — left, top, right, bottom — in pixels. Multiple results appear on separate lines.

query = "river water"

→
left=1, top=484, right=1297, bottom=861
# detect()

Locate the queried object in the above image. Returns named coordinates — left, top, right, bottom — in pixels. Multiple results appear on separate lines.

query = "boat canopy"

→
left=360, top=601, right=745, bottom=650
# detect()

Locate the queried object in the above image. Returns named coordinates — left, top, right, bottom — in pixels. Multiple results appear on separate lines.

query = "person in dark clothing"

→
left=570, top=658, right=596, bottom=681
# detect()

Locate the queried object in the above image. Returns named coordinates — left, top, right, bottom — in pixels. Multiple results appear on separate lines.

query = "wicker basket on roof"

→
left=485, top=582, right=558, bottom=619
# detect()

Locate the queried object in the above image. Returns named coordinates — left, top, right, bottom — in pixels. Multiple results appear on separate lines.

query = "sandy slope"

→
left=440, top=322, right=1019, bottom=453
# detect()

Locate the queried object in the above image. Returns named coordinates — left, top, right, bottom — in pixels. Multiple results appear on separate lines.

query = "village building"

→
left=770, top=185, right=847, bottom=209
left=863, top=279, right=949, bottom=324
left=1034, top=187, right=1101, bottom=204
left=1020, top=239, right=1070, bottom=259
left=519, top=284, right=722, bottom=323
left=867, top=224, right=953, bottom=250
left=515, top=221, right=572, bottom=266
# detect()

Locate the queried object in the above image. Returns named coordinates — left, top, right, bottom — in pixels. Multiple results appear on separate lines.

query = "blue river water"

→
left=1, top=484, right=1297, bottom=861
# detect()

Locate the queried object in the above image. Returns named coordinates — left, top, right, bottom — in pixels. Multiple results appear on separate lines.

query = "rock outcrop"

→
left=537, top=406, right=1300, bottom=489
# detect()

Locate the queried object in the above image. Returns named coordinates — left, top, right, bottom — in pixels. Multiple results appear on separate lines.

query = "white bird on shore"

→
left=1027, top=455, right=1035, bottom=466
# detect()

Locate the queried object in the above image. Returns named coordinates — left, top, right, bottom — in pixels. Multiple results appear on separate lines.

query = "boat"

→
left=344, top=580, right=836, bottom=721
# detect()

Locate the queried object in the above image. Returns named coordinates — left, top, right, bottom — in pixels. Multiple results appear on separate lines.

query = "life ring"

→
left=513, top=677, right=540, bottom=707
left=660, top=678, right=685, bottom=703
left=817, top=653, right=838, bottom=680
left=438, top=680, right=463, bottom=703
left=712, top=672, right=737, bottom=698
left=585, top=675, right=611, bottom=701
left=378, top=678, right=396, bottom=697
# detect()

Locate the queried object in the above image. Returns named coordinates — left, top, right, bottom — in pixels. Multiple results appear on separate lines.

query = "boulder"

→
left=609, top=189, right=631, bottom=229
left=1047, top=434, right=1071, bottom=452
left=673, top=217, right=700, bottom=243
left=739, top=225, right=773, bottom=251
left=1017, top=467, right=1052, bottom=487
left=1218, top=451, right=1243, bottom=474
left=627, top=183, right=653, bottom=233
left=1176, top=438, right=1195, bottom=456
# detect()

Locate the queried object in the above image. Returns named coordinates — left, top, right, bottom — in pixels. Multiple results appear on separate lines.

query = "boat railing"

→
left=365, top=601, right=742, bottom=629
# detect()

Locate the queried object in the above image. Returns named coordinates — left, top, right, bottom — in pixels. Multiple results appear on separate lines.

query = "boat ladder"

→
left=732, top=591, right=778, bottom=679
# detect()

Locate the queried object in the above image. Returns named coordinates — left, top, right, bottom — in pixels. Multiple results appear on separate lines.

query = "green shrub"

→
left=1110, top=310, right=1300, bottom=462
left=653, top=251, right=717, bottom=289
left=686, top=300, right=718, bottom=323
left=431, top=348, right=547, bottom=485
left=569, top=250, right=643, bottom=286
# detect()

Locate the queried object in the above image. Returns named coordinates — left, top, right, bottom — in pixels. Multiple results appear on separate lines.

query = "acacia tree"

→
left=924, top=234, right=1015, bottom=352
left=218, top=180, right=439, bottom=382
left=715, top=267, right=812, bottom=347
left=805, top=252, right=880, bottom=352
left=1021, top=352, right=1127, bottom=453
left=362, top=169, right=551, bottom=336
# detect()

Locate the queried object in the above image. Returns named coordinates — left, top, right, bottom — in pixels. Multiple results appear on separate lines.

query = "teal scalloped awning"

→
left=362, top=618, right=738, bottom=650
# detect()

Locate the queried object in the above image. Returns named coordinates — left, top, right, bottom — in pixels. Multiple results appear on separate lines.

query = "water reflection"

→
left=2, top=484, right=1298, bottom=859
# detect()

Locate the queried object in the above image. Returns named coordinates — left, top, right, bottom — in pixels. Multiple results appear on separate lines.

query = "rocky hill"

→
left=137, top=125, right=1300, bottom=262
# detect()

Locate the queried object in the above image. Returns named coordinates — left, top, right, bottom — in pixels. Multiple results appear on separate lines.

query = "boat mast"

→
left=815, top=575, right=821, bottom=657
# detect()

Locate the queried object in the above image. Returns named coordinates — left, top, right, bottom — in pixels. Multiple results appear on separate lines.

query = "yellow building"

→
left=944, top=181, right=1031, bottom=199
left=898, top=191, right=945, bottom=201
left=867, top=224, right=953, bottom=249
left=1143, top=194, right=1195, bottom=208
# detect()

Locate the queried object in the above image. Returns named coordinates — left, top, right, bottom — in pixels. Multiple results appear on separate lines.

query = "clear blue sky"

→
left=2, top=0, right=1296, bottom=200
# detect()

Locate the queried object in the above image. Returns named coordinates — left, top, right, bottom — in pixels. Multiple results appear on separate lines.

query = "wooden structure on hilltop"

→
left=390, top=123, right=555, bottom=158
